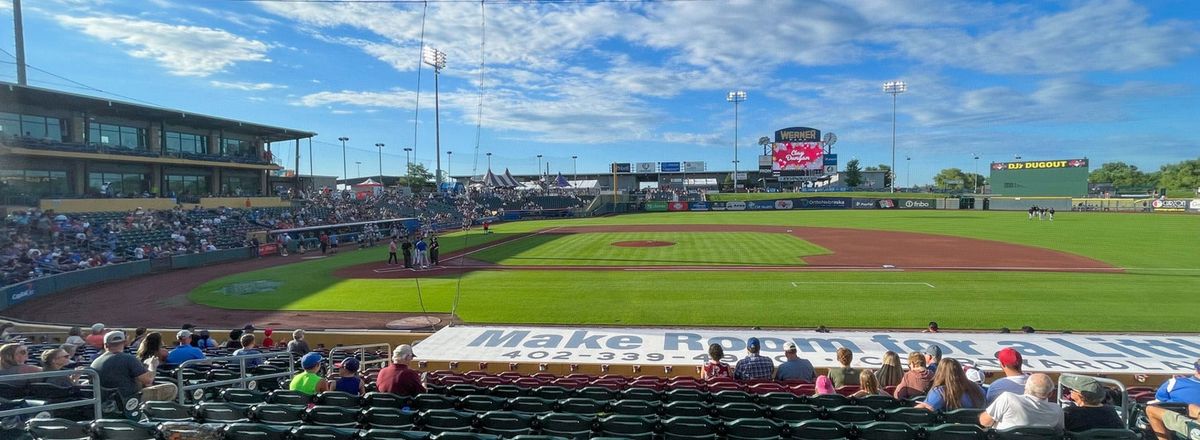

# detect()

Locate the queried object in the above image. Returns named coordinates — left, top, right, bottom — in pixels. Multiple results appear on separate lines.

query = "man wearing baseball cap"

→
left=733, top=337, right=774, bottom=382
left=924, top=345, right=943, bottom=375
left=166, top=330, right=205, bottom=364
left=90, top=330, right=177, bottom=402
left=377, top=344, right=425, bottom=395
left=774, top=342, right=816, bottom=382
left=1062, top=375, right=1123, bottom=431
left=1153, top=359, right=1200, bottom=405
left=986, top=347, right=1030, bottom=404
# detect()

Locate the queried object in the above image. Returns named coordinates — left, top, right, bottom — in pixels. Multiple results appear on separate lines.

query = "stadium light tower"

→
left=446, top=151, right=453, bottom=185
left=338, top=136, right=349, bottom=184
left=403, top=147, right=413, bottom=176
left=726, top=90, right=746, bottom=192
left=355, top=161, right=362, bottom=178
left=572, top=155, right=578, bottom=188
left=537, top=154, right=543, bottom=179
left=486, top=152, right=493, bottom=170
left=906, top=155, right=911, bottom=189
left=973, top=153, right=980, bottom=194
left=423, top=46, right=447, bottom=191
left=882, top=80, right=907, bottom=193
left=375, top=143, right=385, bottom=184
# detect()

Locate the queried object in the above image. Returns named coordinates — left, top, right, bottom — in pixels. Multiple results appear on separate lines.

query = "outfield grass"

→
left=469, top=232, right=829, bottom=266
left=189, top=210, right=1200, bottom=331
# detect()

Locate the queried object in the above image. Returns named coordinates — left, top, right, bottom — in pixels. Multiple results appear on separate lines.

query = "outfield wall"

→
left=644, top=197, right=942, bottom=212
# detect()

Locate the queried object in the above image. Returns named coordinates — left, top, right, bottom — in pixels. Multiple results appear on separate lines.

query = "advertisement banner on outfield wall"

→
left=644, top=201, right=668, bottom=212
left=745, top=201, right=776, bottom=211
left=419, top=326, right=1200, bottom=374
left=774, top=200, right=794, bottom=210
left=1190, top=199, right=1200, bottom=212
left=708, top=202, right=726, bottom=211
left=796, top=197, right=851, bottom=209
left=667, top=202, right=689, bottom=211
left=725, top=201, right=746, bottom=211
left=895, top=199, right=936, bottom=209
left=852, top=199, right=879, bottom=209
left=689, top=202, right=710, bottom=211
left=1151, top=199, right=1190, bottom=212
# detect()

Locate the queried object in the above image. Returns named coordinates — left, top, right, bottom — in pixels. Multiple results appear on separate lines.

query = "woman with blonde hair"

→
left=851, top=369, right=889, bottom=397
left=0, top=343, right=42, bottom=386
left=916, top=358, right=986, bottom=411
left=876, top=351, right=904, bottom=388
left=39, top=348, right=77, bottom=387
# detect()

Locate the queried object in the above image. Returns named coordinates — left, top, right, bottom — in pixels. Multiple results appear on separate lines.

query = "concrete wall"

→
left=39, top=196, right=292, bottom=212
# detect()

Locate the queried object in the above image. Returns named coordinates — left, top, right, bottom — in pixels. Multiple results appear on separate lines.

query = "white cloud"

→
left=295, top=89, right=417, bottom=109
left=55, top=15, right=271, bottom=77
left=662, top=132, right=725, bottom=146
left=209, top=80, right=287, bottom=91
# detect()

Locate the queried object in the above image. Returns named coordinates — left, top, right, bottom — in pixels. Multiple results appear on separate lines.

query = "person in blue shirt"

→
left=231, top=334, right=262, bottom=369
left=1155, top=359, right=1200, bottom=405
left=165, top=330, right=206, bottom=364
left=916, top=358, right=986, bottom=412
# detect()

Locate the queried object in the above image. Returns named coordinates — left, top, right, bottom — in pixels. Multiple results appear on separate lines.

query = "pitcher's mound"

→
left=611, top=240, right=676, bottom=248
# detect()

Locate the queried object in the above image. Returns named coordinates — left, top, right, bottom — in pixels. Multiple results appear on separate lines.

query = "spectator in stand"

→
left=0, top=343, right=42, bottom=387
left=195, top=330, right=217, bottom=349
left=876, top=351, right=905, bottom=388
left=924, top=321, right=940, bottom=333
left=1062, top=375, right=1124, bottom=431
left=64, top=326, right=86, bottom=347
left=1154, top=359, right=1200, bottom=404
left=979, top=373, right=1063, bottom=431
left=1146, top=404, right=1200, bottom=440
left=288, top=329, right=311, bottom=356
left=377, top=344, right=425, bottom=395
left=223, top=329, right=244, bottom=349
left=128, top=327, right=147, bottom=350
left=290, top=352, right=329, bottom=395
left=91, top=331, right=177, bottom=402
left=775, top=342, right=816, bottom=382
left=39, top=348, right=77, bottom=387
left=700, top=343, right=731, bottom=380
left=813, top=375, right=837, bottom=396
left=166, top=330, right=205, bottom=364
left=916, top=358, right=987, bottom=412
left=925, top=345, right=943, bottom=375
left=0, top=323, right=14, bottom=342
left=232, top=334, right=262, bottom=368
left=136, top=332, right=168, bottom=372
left=851, top=369, right=889, bottom=398
left=85, top=323, right=106, bottom=349
left=261, top=328, right=275, bottom=349
left=894, top=351, right=934, bottom=399
left=333, top=357, right=365, bottom=395
left=987, top=348, right=1031, bottom=404
left=828, top=347, right=861, bottom=388
left=733, top=337, right=774, bottom=382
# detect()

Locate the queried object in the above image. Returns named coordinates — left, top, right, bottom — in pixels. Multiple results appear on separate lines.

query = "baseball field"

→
left=164, top=210, right=1200, bottom=332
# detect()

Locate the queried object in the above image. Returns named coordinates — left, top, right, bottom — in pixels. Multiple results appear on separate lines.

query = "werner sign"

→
left=418, top=326, right=1200, bottom=374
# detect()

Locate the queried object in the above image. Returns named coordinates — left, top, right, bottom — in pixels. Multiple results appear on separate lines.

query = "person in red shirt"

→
left=376, top=344, right=425, bottom=396
left=261, top=328, right=275, bottom=349
left=85, top=323, right=106, bottom=349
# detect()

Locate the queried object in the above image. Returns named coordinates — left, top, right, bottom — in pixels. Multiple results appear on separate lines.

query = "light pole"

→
left=486, top=152, right=492, bottom=170
left=882, top=80, right=907, bottom=193
left=423, top=46, right=447, bottom=191
left=973, top=153, right=980, bottom=194
left=446, top=151, right=453, bottom=186
left=572, top=155, right=578, bottom=188
left=536, top=155, right=543, bottom=179
left=906, top=156, right=911, bottom=189
left=338, top=136, right=349, bottom=184
left=403, top=147, right=413, bottom=176
left=355, top=161, right=362, bottom=178
left=375, top=143, right=385, bottom=184
left=726, top=90, right=746, bottom=192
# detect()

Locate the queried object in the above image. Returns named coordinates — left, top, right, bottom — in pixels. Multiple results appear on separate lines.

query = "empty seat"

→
left=364, top=407, right=418, bottom=430
left=664, top=401, right=713, bottom=418
left=90, top=419, right=158, bottom=440
left=194, top=402, right=249, bottom=423
left=661, top=415, right=720, bottom=440
left=291, top=425, right=360, bottom=440
left=461, top=395, right=507, bottom=412
left=448, top=384, right=484, bottom=397
left=856, top=395, right=904, bottom=410
left=558, top=398, right=607, bottom=414
left=365, top=392, right=410, bottom=408
left=413, top=394, right=460, bottom=411
left=619, top=388, right=662, bottom=402
left=359, top=429, right=432, bottom=440
left=597, top=414, right=656, bottom=440
left=1065, top=429, right=1140, bottom=440
left=882, top=407, right=936, bottom=425
left=717, top=402, right=767, bottom=419
left=317, top=390, right=362, bottom=408
left=536, top=412, right=596, bottom=440
left=771, top=404, right=821, bottom=423
left=139, top=401, right=191, bottom=422
left=665, top=389, right=708, bottom=403
left=306, top=405, right=361, bottom=427
left=789, top=420, right=849, bottom=440
left=811, top=394, right=851, bottom=408
left=575, top=387, right=618, bottom=401
left=490, top=385, right=528, bottom=399
left=421, top=409, right=476, bottom=433
left=266, top=389, right=312, bottom=406
left=610, top=399, right=662, bottom=416
left=221, top=388, right=267, bottom=405
left=712, top=390, right=755, bottom=404
left=924, top=423, right=986, bottom=440
left=251, top=403, right=306, bottom=425
left=430, top=433, right=501, bottom=440
left=760, top=392, right=804, bottom=407
left=25, top=418, right=90, bottom=440
left=826, top=405, right=878, bottom=423
left=222, top=422, right=292, bottom=440
left=993, top=426, right=1063, bottom=440
left=725, top=417, right=786, bottom=440
left=940, top=408, right=984, bottom=425
left=478, top=410, right=536, bottom=437
left=509, top=397, right=556, bottom=414
left=856, top=421, right=918, bottom=440
left=531, top=386, right=571, bottom=401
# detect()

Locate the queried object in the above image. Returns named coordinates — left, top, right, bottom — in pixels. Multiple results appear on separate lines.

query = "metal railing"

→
left=327, top=343, right=393, bottom=370
left=175, top=351, right=295, bottom=404
left=1057, top=373, right=1131, bottom=423
left=0, top=369, right=104, bottom=420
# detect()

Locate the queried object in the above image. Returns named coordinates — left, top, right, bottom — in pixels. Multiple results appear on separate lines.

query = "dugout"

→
left=989, top=159, right=1089, bottom=197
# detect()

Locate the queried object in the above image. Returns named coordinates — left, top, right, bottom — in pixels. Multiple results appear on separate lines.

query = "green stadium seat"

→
left=290, top=425, right=359, bottom=440
left=1065, top=429, right=1141, bottom=440
left=924, top=423, right=986, bottom=440
left=304, top=405, right=360, bottom=427
left=788, top=420, right=850, bottom=440
left=250, top=403, right=305, bottom=425
left=665, top=388, right=708, bottom=403
left=855, top=421, right=918, bottom=440
left=882, top=407, right=936, bottom=425
left=223, top=423, right=292, bottom=440
left=856, top=395, right=904, bottom=410
left=221, top=388, right=267, bottom=405
left=431, top=433, right=501, bottom=440
left=712, top=390, right=756, bottom=404
left=725, top=417, right=787, bottom=440
left=194, top=402, right=249, bottom=423
left=510, top=396, right=556, bottom=414
left=664, top=401, right=713, bottom=418
left=25, top=418, right=90, bottom=440
left=365, top=392, right=409, bottom=408
left=491, top=385, right=529, bottom=399
left=993, top=426, right=1063, bottom=440
left=359, top=429, right=432, bottom=440
left=825, top=405, right=878, bottom=423
left=449, top=384, right=484, bottom=397
left=266, top=390, right=312, bottom=406
left=558, top=397, right=608, bottom=414
left=610, top=399, right=662, bottom=416
left=716, top=402, right=767, bottom=419
left=461, top=395, right=508, bottom=412
left=575, top=387, right=618, bottom=401
left=316, top=390, right=362, bottom=407
left=421, top=409, right=477, bottom=434
left=511, top=436, right=569, bottom=440
left=940, top=408, right=984, bottom=425
left=759, top=392, right=804, bottom=407
left=661, top=416, right=720, bottom=440
left=363, top=407, right=418, bottom=430
left=770, top=404, right=821, bottom=423
left=536, top=412, right=596, bottom=440
left=413, top=394, right=460, bottom=411
left=478, top=411, right=536, bottom=437
left=597, top=414, right=657, bottom=440
left=619, top=388, right=662, bottom=402
left=531, top=386, right=572, bottom=401
left=811, top=394, right=851, bottom=408
left=140, top=401, right=192, bottom=422
left=90, top=419, right=158, bottom=440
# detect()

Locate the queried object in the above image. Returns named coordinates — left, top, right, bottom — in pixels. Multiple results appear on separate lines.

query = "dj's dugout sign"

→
left=643, top=197, right=936, bottom=212
left=418, top=326, right=1200, bottom=374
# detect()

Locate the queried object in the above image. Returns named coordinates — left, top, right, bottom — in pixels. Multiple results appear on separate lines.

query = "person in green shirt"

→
left=290, top=352, right=330, bottom=395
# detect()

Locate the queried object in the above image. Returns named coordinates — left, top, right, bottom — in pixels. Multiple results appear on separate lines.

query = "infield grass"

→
left=189, top=210, right=1200, bottom=332
left=470, top=232, right=829, bottom=266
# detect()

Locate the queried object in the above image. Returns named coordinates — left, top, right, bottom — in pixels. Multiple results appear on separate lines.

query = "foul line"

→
left=372, top=227, right=563, bottom=274
left=791, top=281, right=936, bottom=289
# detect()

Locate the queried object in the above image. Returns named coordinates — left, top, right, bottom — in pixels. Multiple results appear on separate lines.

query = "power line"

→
left=0, top=46, right=166, bottom=107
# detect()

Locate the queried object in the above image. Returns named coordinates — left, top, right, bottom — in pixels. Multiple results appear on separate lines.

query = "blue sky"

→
left=1, top=0, right=1197, bottom=185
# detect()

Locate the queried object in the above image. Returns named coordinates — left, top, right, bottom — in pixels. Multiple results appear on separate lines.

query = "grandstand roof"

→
left=0, top=82, right=316, bottom=142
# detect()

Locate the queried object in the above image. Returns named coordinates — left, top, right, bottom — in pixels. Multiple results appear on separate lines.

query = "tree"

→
left=1157, top=158, right=1200, bottom=192
left=933, top=168, right=970, bottom=190
left=397, top=163, right=434, bottom=189
left=843, top=159, right=863, bottom=188
left=1088, top=162, right=1158, bottom=190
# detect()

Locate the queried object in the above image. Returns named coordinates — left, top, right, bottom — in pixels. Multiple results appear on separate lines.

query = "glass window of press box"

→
left=0, top=112, right=67, bottom=141
left=220, top=171, right=261, bottom=196
left=164, top=174, right=210, bottom=196
left=88, top=171, right=148, bottom=197
left=165, top=131, right=208, bottom=154
left=0, top=169, right=70, bottom=197
left=221, top=138, right=254, bottom=157
left=88, top=122, right=147, bottom=149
